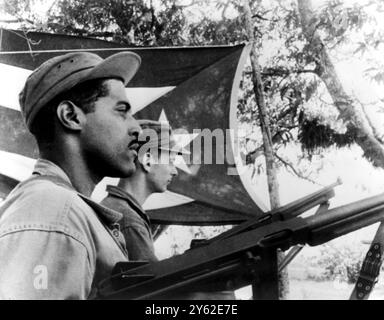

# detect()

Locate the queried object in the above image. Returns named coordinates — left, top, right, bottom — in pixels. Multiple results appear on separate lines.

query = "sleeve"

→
left=0, top=230, right=93, bottom=300
left=121, top=222, right=158, bottom=262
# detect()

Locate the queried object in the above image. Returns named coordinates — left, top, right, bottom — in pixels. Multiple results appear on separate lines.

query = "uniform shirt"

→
left=101, top=185, right=158, bottom=262
left=0, top=159, right=128, bottom=299
left=101, top=186, right=236, bottom=300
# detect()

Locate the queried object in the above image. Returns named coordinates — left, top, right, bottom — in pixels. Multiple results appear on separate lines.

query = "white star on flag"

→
left=157, top=110, right=199, bottom=175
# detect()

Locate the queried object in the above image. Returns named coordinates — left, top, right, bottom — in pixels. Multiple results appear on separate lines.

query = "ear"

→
left=56, top=100, right=86, bottom=132
left=140, top=152, right=154, bottom=173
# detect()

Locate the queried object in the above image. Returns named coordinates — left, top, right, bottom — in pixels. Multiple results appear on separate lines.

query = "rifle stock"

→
left=96, top=188, right=384, bottom=300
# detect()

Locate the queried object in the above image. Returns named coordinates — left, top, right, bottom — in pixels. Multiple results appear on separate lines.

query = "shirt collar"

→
left=32, top=158, right=73, bottom=187
left=32, top=159, right=123, bottom=224
left=106, top=185, right=150, bottom=224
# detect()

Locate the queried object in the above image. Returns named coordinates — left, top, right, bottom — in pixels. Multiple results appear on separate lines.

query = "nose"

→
left=128, top=115, right=142, bottom=138
left=171, top=165, right=178, bottom=177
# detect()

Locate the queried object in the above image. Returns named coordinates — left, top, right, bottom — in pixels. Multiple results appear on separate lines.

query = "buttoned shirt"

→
left=101, top=185, right=157, bottom=262
left=0, top=159, right=128, bottom=299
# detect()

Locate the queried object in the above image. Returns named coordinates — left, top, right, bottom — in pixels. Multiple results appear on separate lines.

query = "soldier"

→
left=101, top=120, right=235, bottom=299
left=101, top=119, right=182, bottom=261
left=0, top=51, right=142, bottom=299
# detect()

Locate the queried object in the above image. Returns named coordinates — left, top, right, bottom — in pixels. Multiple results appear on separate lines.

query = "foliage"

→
left=0, top=0, right=46, bottom=27
left=45, top=0, right=188, bottom=46
left=159, top=225, right=231, bottom=257
left=298, top=118, right=356, bottom=154
left=201, top=0, right=378, bottom=167
left=0, top=0, right=188, bottom=46
left=305, top=244, right=365, bottom=283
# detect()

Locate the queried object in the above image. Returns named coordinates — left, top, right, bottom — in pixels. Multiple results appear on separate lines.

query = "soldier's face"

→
left=148, top=150, right=178, bottom=193
left=81, top=79, right=141, bottom=178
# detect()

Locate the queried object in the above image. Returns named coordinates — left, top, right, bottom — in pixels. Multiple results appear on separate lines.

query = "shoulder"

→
left=101, top=194, right=143, bottom=223
left=0, top=178, right=95, bottom=244
left=1, top=178, right=76, bottom=219
left=101, top=194, right=152, bottom=234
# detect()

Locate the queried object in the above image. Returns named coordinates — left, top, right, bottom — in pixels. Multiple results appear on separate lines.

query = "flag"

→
left=0, top=29, right=267, bottom=225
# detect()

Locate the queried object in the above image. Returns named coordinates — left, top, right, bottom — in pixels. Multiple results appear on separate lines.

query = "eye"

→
left=117, top=105, right=128, bottom=112
left=116, top=102, right=131, bottom=113
left=116, top=107, right=131, bottom=117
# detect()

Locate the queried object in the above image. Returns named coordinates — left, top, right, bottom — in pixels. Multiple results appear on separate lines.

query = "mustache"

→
left=128, top=138, right=140, bottom=149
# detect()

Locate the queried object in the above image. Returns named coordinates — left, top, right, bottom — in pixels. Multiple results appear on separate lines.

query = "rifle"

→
left=189, top=179, right=341, bottom=247
left=96, top=182, right=384, bottom=300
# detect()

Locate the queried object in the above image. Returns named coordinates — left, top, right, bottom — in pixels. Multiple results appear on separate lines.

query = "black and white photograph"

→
left=0, top=0, right=384, bottom=302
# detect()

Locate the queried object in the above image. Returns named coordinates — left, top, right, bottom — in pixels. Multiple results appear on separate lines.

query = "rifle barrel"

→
left=307, top=193, right=384, bottom=229
left=308, top=203, right=384, bottom=246
left=203, top=181, right=339, bottom=244
left=306, top=193, right=384, bottom=245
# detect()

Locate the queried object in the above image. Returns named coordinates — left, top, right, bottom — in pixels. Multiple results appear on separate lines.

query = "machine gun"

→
left=96, top=181, right=384, bottom=299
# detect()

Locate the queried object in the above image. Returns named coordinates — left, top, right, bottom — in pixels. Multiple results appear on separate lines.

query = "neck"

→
left=39, top=142, right=100, bottom=197
left=118, top=172, right=151, bottom=206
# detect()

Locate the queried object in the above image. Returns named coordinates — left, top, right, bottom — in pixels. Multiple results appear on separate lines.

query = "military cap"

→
left=19, top=51, right=141, bottom=132
left=138, top=119, right=190, bottom=155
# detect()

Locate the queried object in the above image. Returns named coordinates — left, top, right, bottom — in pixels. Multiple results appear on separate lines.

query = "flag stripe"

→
left=0, top=29, right=244, bottom=87
left=0, top=63, right=175, bottom=112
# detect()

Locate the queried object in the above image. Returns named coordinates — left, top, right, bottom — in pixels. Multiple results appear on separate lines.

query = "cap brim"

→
left=85, top=51, right=141, bottom=86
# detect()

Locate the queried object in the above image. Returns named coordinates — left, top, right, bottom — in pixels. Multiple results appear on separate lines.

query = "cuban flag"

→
left=0, top=28, right=267, bottom=226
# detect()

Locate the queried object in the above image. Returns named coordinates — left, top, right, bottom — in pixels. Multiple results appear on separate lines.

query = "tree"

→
left=0, top=0, right=188, bottom=46
left=242, top=0, right=287, bottom=300
left=296, top=0, right=384, bottom=168
left=47, top=0, right=188, bottom=46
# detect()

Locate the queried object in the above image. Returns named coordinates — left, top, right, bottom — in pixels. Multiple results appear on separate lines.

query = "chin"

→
left=108, top=163, right=136, bottom=178
left=153, top=185, right=167, bottom=193
left=122, top=165, right=137, bottom=177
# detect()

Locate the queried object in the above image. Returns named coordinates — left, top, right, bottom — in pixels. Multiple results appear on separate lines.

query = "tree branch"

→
left=356, top=98, right=384, bottom=144
left=0, top=17, right=34, bottom=25
left=260, top=67, right=318, bottom=77
left=220, top=0, right=231, bottom=20
left=173, top=0, right=202, bottom=8
left=274, top=152, right=322, bottom=186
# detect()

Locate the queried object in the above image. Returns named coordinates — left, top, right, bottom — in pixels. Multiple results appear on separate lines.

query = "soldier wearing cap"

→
left=0, top=51, right=142, bottom=299
left=101, top=121, right=236, bottom=299
left=101, top=119, right=186, bottom=262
